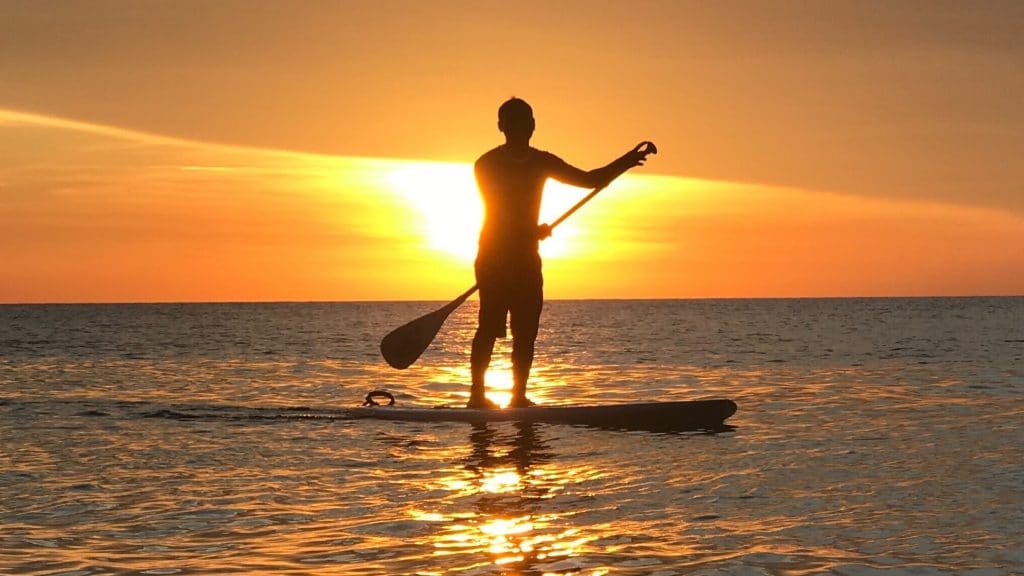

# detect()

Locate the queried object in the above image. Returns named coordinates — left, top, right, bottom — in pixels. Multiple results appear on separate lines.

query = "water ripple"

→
left=1, top=299, right=1022, bottom=574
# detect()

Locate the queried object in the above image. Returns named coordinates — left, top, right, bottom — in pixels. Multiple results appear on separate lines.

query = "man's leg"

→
left=469, top=277, right=505, bottom=409
left=469, top=328, right=497, bottom=408
left=510, top=326, right=538, bottom=407
left=509, top=276, right=543, bottom=407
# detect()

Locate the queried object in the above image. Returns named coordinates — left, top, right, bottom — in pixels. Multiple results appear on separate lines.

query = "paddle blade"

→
left=380, top=307, right=449, bottom=369
left=380, top=285, right=478, bottom=369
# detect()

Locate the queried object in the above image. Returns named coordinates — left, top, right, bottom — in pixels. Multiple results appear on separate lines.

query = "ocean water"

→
left=1, top=298, right=1022, bottom=575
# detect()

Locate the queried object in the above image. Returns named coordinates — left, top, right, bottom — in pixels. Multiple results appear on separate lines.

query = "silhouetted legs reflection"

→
left=462, top=422, right=554, bottom=574
left=466, top=421, right=549, bottom=476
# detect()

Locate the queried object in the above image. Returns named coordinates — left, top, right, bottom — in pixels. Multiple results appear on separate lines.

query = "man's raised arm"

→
left=548, top=141, right=654, bottom=189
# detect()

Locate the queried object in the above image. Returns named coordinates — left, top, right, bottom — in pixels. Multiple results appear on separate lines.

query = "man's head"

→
left=498, top=97, right=535, bottom=143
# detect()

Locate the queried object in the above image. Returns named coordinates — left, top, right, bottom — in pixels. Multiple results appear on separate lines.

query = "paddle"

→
left=381, top=141, right=658, bottom=369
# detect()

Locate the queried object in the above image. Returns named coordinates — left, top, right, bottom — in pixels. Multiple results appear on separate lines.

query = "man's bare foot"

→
left=467, top=396, right=500, bottom=410
left=509, top=396, right=535, bottom=408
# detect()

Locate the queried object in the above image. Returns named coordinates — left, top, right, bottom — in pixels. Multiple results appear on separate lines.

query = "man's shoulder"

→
left=535, top=148, right=565, bottom=166
left=476, top=145, right=563, bottom=166
left=476, top=146, right=504, bottom=166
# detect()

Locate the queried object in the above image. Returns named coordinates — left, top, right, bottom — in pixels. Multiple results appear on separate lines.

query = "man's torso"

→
left=474, top=145, right=562, bottom=259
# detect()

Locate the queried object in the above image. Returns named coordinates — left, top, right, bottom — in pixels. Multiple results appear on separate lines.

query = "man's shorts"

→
left=475, top=253, right=543, bottom=339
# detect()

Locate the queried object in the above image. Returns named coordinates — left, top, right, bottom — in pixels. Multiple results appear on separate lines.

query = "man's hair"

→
left=498, top=97, right=533, bottom=131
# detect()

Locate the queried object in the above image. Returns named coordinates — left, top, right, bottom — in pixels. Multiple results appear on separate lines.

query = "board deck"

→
left=347, top=399, right=737, bottom=432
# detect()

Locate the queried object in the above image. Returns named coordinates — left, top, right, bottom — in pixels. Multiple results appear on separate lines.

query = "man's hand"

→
left=614, top=141, right=655, bottom=170
left=537, top=223, right=552, bottom=240
left=624, top=141, right=657, bottom=167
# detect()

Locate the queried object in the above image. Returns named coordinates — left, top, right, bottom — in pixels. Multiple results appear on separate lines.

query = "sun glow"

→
left=386, top=161, right=587, bottom=265
left=387, top=161, right=481, bottom=262
left=8, top=104, right=1023, bottom=304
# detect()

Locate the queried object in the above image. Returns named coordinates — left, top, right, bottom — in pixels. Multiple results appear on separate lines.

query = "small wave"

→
left=141, top=408, right=199, bottom=420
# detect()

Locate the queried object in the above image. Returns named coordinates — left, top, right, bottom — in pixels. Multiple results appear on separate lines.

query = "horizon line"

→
left=2, top=294, right=1022, bottom=306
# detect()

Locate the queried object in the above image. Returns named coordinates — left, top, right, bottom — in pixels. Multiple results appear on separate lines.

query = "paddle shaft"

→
left=379, top=178, right=620, bottom=369
left=548, top=180, right=612, bottom=229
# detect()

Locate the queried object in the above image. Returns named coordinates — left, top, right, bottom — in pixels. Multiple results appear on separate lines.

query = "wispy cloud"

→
left=3, top=108, right=1022, bottom=302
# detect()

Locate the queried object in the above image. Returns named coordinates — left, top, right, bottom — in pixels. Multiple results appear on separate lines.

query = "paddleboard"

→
left=348, top=398, right=737, bottom=432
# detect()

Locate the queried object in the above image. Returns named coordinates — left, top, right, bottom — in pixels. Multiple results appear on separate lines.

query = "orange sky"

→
left=1, top=2, right=1022, bottom=302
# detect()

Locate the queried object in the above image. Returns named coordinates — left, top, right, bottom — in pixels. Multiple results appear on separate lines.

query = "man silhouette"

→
left=469, top=97, right=652, bottom=409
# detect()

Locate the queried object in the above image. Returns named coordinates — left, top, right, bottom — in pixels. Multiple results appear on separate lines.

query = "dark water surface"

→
left=2, top=298, right=1022, bottom=575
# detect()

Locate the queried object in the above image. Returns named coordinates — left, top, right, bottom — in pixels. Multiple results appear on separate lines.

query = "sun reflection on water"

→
left=420, top=351, right=573, bottom=409
left=408, top=423, right=603, bottom=574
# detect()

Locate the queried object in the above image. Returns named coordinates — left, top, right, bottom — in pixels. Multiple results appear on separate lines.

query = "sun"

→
left=387, top=160, right=579, bottom=263
left=387, top=161, right=481, bottom=262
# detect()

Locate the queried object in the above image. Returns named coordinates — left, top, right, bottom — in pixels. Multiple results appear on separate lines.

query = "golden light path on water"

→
left=406, top=421, right=608, bottom=575
left=414, top=334, right=579, bottom=409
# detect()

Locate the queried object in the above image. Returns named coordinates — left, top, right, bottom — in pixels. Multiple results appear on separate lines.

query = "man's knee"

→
left=510, top=313, right=540, bottom=340
left=473, top=329, right=497, bottom=348
left=510, top=322, right=539, bottom=347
